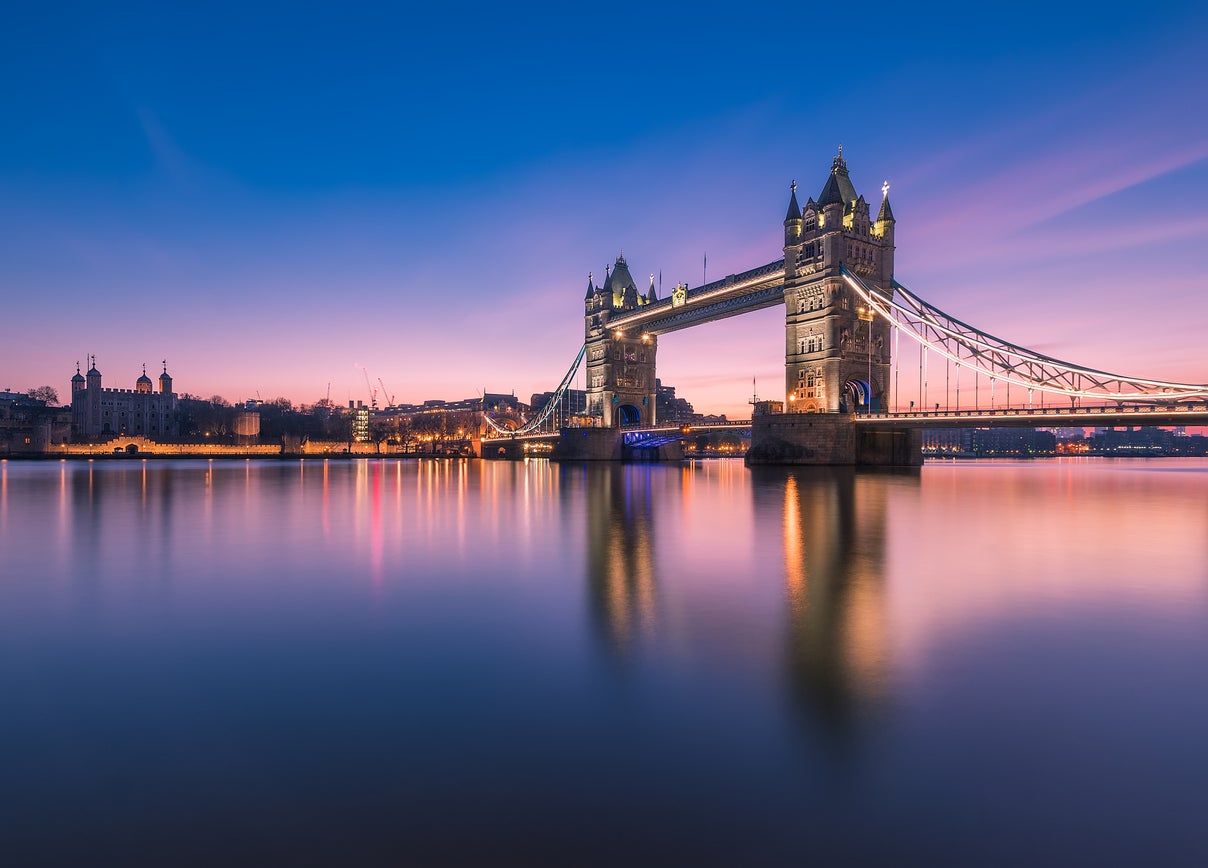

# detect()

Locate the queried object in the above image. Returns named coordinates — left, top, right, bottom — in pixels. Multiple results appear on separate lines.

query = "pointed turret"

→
left=784, top=180, right=803, bottom=246
left=817, top=146, right=858, bottom=208
left=646, top=273, right=657, bottom=304
left=85, top=355, right=102, bottom=391
left=874, top=180, right=896, bottom=244
left=784, top=180, right=802, bottom=222
left=603, top=253, right=638, bottom=309
left=876, top=187, right=895, bottom=224
left=585, top=272, right=595, bottom=300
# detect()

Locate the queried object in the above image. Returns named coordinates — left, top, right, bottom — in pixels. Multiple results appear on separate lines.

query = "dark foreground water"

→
left=2, top=457, right=1206, bottom=865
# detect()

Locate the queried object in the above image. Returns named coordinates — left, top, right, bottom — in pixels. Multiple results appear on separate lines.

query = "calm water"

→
left=2, top=457, right=1207, bottom=865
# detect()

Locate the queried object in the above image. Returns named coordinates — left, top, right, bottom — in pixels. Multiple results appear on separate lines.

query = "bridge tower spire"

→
left=782, top=150, right=895, bottom=414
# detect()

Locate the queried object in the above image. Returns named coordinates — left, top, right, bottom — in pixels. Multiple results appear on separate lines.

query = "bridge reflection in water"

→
left=574, top=459, right=914, bottom=734
left=772, top=466, right=896, bottom=734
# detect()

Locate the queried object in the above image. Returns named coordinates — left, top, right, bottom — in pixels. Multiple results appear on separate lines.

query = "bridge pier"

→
left=481, top=439, right=526, bottom=460
left=551, top=428, right=623, bottom=461
left=856, top=425, right=923, bottom=467
left=746, top=413, right=921, bottom=467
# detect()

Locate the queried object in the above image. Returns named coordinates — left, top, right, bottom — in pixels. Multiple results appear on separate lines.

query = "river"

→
left=1, top=457, right=1206, bottom=864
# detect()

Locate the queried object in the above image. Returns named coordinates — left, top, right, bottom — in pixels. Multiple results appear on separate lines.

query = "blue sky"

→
left=2, top=1, right=1207, bottom=415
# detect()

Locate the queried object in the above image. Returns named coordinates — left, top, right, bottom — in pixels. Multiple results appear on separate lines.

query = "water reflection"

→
left=582, top=465, right=658, bottom=656
left=580, top=459, right=911, bottom=738
left=3, top=458, right=1208, bottom=862
left=760, top=466, right=901, bottom=735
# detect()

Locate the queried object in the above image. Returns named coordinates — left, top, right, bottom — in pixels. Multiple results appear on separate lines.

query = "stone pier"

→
left=746, top=413, right=921, bottom=467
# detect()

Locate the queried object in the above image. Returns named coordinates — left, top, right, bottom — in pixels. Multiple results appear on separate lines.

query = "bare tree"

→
left=27, top=386, right=59, bottom=406
left=395, top=416, right=418, bottom=454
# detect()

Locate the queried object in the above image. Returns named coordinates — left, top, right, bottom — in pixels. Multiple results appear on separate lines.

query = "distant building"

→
left=922, top=428, right=974, bottom=456
left=70, top=358, right=178, bottom=440
left=529, top=389, right=586, bottom=427
left=1, top=391, right=71, bottom=453
left=655, top=380, right=698, bottom=425
left=922, top=427, right=1056, bottom=457
left=350, top=401, right=370, bottom=442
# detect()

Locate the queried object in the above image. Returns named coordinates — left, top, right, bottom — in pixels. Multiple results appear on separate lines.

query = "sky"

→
left=2, top=0, right=1207, bottom=418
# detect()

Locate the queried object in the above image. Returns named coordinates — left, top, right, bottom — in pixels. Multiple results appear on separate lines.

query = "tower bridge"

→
left=482, top=151, right=1208, bottom=465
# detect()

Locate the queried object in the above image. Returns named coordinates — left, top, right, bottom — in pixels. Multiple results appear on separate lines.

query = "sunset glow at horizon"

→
left=3, top=3, right=1207, bottom=419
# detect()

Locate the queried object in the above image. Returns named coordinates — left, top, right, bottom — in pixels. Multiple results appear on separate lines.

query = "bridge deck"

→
left=483, top=404, right=1208, bottom=442
left=855, top=403, right=1208, bottom=429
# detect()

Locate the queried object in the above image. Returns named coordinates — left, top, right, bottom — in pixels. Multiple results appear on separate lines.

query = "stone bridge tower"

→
left=584, top=253, right=659, bottom=426
left=782, top=150, right=896, bottom=414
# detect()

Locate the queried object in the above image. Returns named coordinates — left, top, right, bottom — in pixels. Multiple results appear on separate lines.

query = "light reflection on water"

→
left=1, top=457, right=1206, bottom=864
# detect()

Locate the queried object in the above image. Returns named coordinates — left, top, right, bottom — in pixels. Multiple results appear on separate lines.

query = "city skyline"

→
left=3, top=2, right=1207, bottom=419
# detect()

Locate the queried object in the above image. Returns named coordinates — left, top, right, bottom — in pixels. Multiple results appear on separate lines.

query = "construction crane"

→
left=377, top=378, right=395, bottom=408
left=360, top=366, right=378, bottom=411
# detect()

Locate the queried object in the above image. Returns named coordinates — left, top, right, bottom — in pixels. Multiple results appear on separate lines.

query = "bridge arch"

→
left=843, top=379, right=873, bottom=415
left=616, top=404, right=642, bottom=426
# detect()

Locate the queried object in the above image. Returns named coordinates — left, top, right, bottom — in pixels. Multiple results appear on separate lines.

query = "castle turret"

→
left=874, top=182, right=896, bottom=285
left=584, top=272, right=599, bottom=313
left=86, top=356, right=102, bottom=390
left=136, top=364, right=153, bottom=394
left=71, top=362, right=85, bottom=395
left=784, top=180, right=802, bottom=246
left=603, top=253, right=639, bottom=311
left=817, top=147, right=855, bottom=238
left=159, top=361, right=172, bottom=395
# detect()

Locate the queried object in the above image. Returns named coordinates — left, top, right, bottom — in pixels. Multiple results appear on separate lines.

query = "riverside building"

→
left=70, top=357, right=179, bottom=440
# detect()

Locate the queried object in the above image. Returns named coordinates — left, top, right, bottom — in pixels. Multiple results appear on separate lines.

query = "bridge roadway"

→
left=483, top=403, right=1208, bottom=445
left=854, top=402, right=1208, bottom=429
left=481, top=419, right=752, bottom=445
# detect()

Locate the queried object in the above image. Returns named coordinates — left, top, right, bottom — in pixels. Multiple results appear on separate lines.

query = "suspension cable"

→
left=482, top=344, right=587, bottom=435
left=840, top=267, right=1208, bottom=401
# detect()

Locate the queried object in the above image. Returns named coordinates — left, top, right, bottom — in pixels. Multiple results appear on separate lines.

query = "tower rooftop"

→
left=817, top=149, right=858, bottom=208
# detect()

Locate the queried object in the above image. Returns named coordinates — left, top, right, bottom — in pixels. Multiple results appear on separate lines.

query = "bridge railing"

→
left=859, top=401, right=1208, bottom=420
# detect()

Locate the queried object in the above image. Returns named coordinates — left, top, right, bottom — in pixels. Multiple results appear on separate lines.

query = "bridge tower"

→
left=782, top=150, right=896, bottom=414
left=584, top=253, right=659, bottom=426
